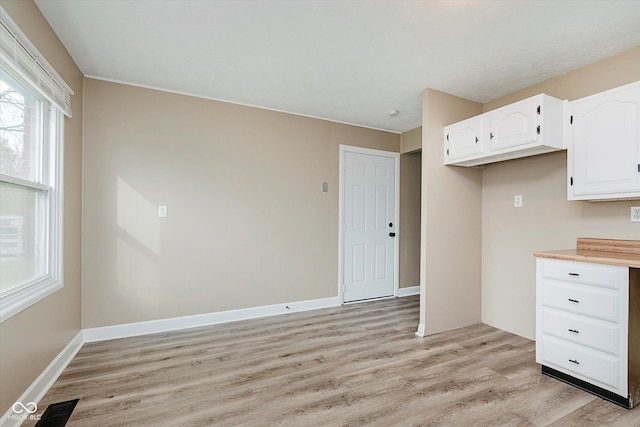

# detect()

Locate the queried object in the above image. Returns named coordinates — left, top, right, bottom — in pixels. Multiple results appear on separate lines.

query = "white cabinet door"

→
left=488, top=96, right=539, bottom=152
left=535, top=257, right=630, bottom=398
left=568, top=81, right=640, bottom=200
left=444, top=115, right=483, bottom=164
left=444, top=94, right=564, bottom=167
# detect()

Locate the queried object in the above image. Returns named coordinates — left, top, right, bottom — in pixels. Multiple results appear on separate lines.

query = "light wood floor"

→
left=26, top=296, right=640, bottom=426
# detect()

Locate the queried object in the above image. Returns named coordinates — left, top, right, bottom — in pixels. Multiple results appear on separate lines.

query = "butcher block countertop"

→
left=534, top=238, right=640, bottom=269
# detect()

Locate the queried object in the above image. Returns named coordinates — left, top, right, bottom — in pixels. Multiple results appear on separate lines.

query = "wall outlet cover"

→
left=514, top=195, right=523, bottom=208
left=632, top=206, right=640, bottom=222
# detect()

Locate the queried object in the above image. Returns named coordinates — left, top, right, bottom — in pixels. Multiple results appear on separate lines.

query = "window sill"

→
left=0, top=277, right=63, bottom=323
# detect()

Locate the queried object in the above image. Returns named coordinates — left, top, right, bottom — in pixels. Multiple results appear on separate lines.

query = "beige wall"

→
left=399, top=150, right=421, bottom=289
left=482, top=46, right=640, bottom=340
left=401, top=126, right=421, bottom=154
left=0, top=0, right=83, bottom=415
left=399, top=126, right=422, bottom=289
left=420, top=89, right=483, bottom=335
left=83, top=79, right=400, bottom=328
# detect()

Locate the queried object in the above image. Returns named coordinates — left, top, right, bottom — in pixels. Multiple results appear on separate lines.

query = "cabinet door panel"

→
left=542, top=308, right=620, bottom=355
left=541, top=279, right=619, bottom=323
left=541, top=258, right=624, bottom=290
left=489, top=96, right=538, bottom=151
left=444, top=116, right=483, bottom=162
left=570, top=84, right=640, bottom=198
left=541, top=335, right=622, bottom=393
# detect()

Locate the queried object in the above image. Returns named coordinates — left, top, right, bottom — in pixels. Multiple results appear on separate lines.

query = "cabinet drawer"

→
left=541, top=279, right=619, bottom=322
left=541, top=308, right=619, bottom=355
left=540, top=335, right=622, bottom=392
left=540, top=259, right=624, bottom=290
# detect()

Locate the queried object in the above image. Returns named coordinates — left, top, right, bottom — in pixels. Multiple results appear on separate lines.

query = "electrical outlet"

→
left=158, top=205, right=168, bottom=218
left=632, top=206, right=640, bottom=222
left=514, top=195, right=523, bottom=208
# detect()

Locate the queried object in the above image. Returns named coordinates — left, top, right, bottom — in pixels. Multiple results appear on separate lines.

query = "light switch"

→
left=158, top=205, right=168, bottom=218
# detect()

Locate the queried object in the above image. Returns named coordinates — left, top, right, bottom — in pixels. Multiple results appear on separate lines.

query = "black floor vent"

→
left=34, top=399, right=79, bottom=427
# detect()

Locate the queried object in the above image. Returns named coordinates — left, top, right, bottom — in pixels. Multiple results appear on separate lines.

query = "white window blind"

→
left=0, top=7, right=73, bottom=117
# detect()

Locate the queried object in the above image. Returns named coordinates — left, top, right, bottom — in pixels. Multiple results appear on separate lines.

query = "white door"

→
left=342, top=148, right=397, bottom=302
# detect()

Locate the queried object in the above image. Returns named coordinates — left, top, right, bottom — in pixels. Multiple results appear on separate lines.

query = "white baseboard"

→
left=0, top=331, right=83, bottom=427
left=415, top=322, right=426, bottom=337
left=2, top=296, right=343, bottom=422
left=83, top=296, right=342, bottom=343
left=397, top=285, right=420, bottom=297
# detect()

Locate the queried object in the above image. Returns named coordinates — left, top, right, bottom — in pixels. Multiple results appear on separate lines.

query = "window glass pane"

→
left=0, top=69, right=43, bottom=182
left=0, top=181, right=47, bottom=291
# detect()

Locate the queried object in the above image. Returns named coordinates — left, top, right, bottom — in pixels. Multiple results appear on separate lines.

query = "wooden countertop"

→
left=534, top=238, right=640, bottom=269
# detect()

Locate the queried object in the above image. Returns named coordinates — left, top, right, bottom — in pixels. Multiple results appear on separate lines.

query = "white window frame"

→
left=0, top=90, right=64, bottom=323
left=0, top=8, right=68, bottom=322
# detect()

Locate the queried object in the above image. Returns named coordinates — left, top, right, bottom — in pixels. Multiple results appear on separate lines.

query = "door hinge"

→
left=343, top=223, right=346, bottom=232
left=446, top=134, right=449, bottom=141
left=446, top=148, right=449, bottom=156
left=537, top=125, right=540, bottom=135
left=537, top=105, right=541, bottom=115
left=637, top=164, right=640, bottom=173
left=570, top=115, right=573, bottom=124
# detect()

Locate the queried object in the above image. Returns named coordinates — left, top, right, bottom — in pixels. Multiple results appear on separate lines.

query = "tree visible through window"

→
left=0, top=69, right=46, bottom=291
left=0, top=65, right=63, bottom=321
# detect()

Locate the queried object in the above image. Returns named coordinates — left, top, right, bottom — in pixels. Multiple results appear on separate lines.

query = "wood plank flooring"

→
left=25, top=296, right=640, bottom=426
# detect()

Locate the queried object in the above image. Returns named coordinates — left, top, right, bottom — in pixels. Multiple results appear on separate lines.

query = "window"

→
left=0, top=11, right=70, bottom=322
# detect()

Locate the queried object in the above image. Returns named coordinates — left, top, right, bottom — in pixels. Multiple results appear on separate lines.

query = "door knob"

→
left=389, top=232, right=396, bottom=237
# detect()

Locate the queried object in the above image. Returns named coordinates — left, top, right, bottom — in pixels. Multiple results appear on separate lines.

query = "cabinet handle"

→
left=568, top=359, right=580, bottom=365
left=568, top=272, right=580, bottom=277
left=568, top=329, right=579, bottom=334
left=475, top=137, right=479, bottom=143
left=568, top=298, right=579, bottom=304
left=490, top=132, right=494, bottom=139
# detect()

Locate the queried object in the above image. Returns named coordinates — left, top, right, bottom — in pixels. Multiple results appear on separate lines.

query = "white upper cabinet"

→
left=444, top=115, right=484, bottom=161
left=567, top=81, right=640, bottom=201
left=488, top=96, right=541, bottom=151
left=444, top=94, right=564, bottom=167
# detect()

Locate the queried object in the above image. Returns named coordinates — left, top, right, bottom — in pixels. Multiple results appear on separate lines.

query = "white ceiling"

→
left=34, top=0, right=640, bottom=133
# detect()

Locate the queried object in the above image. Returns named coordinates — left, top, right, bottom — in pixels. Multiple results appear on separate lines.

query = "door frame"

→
left=338, top=144, right=400, bottom=304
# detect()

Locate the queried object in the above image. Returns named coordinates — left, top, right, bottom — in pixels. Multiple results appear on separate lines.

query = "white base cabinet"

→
left=444, top=94, right=565, bottom=167
left=566, top=80, right=640, bottom=200
left=536, top=258, right=640, bottom=408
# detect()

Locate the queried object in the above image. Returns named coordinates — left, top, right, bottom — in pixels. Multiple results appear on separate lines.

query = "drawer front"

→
left=540, top=258, right=624, bottom=290
left=541, top=308, right=619, bottom=355
left=540, top=335, right=622, bottom=393
left=541, top=279, right=619, bottom=322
